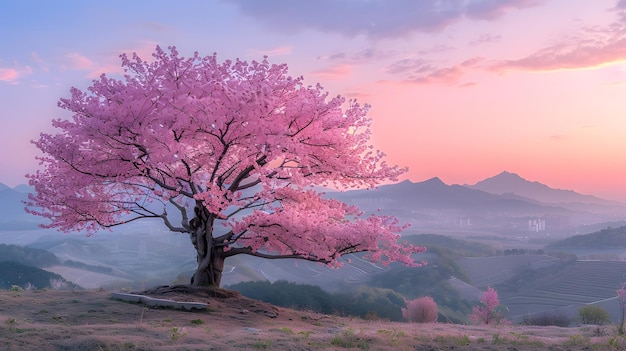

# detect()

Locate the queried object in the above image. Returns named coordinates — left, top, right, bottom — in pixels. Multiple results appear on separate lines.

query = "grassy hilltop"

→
left=1, top=288, right=625, bottom=351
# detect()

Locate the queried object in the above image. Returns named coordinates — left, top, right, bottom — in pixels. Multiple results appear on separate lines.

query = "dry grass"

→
left=0, top=288, right=625, bottom=350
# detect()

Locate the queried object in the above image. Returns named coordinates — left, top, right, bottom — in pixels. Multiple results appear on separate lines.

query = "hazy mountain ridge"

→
left=466, top=171, right=619, bottom=205
left=3, top=172, right=624, bottom=234
left=0, top=185, right=40, bottom=228
left=330, top=175, right=624, bottom=233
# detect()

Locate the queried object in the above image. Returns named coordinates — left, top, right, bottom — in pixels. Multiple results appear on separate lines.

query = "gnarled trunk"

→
left=189, top=203, right=226, bottom=287
left=191, top=245, right=225, bottom=287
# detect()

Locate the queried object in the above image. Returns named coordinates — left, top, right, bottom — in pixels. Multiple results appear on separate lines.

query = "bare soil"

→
left=0, top=287, right=624, bottom=351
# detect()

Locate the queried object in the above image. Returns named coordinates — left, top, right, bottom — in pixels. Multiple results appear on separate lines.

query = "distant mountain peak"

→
left=424, top=177, right=445, bottom=185
left=497, top=170, right=522, bottom=178
left=468, top=171, right=611, bottom=205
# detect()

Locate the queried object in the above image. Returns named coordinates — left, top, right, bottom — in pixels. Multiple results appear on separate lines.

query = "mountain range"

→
left=2, top=171, right=624, bottom=234
left=466, top=171, right=616, bottom=205
left=330, top=171, right=626, bottom=234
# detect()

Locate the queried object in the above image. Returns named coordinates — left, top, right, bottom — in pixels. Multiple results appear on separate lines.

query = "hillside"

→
left=0, top=288, right=623, bottom=350
left=547, top=226, right=626, bottom=249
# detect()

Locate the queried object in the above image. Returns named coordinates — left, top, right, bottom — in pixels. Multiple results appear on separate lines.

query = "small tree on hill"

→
left=469, top=286, right=508, bottom=325
left=617, top=282, right=626, bottom=334
left=402, top=296, right=438, bottom=323
left=578, top=305, right=610, bottom=325
left=26, top=46, right=425, bottom=287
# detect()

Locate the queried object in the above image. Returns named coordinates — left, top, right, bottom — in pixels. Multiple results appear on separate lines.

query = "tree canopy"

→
left=27, top=46, right=424, bottom=286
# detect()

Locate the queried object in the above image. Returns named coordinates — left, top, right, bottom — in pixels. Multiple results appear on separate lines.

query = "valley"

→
left=1, top=171, right=626, bottom=326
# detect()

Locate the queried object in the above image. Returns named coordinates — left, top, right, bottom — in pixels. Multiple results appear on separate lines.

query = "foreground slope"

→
left=0, top=289, right=624, bottom=350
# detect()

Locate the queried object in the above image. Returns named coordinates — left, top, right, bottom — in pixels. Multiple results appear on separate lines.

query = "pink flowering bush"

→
left=402, top=296, right=438, bottom=323
left=469, top=286, right=508, bottom=325
left=618, top=282, right=626, bottom=334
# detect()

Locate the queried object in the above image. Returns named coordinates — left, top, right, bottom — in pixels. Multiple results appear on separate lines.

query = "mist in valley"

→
left=2, top=171, right=626, bottom=325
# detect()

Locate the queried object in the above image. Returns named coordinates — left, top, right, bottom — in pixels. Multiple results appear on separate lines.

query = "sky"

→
left=1, top=0, right=626, bottom=201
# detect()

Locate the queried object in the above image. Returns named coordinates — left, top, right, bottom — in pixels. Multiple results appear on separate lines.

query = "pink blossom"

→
left=26, top=46, right=425, bottom=286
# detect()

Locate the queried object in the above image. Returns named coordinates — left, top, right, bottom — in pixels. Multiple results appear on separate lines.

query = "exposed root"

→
left=138, top=284, right=240, bottom=299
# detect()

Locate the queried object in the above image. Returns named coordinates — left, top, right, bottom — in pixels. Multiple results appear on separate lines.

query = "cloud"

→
left=247, top=46, right=294, bottom=57
left=492, top=31, right=626, bottom=72
left=0, top=68, right=20, bottom=82
left=490, top=6, right=626, bottom=72
left=614, top=0, right=626, bottom=10
left=0, top=65, right=33, bottom=84
left=418, top=44, right=457, bottom=55
left=310, top=64, right=353, bottom=80
left=66, top=52, right=94, bottom=70
left=459, top=81, right=478, bottom=88
left=465, top=0, right=542, bottom=20
left=225, top=0, right=543, bottom=39
left=61, top=42, right=159, bottom=79
left=318, top=48, right=398, bottom=64
left=469, top=33, right=502, bottom=46
left=549, top=134, right=567, bottom=141
left=385, top=56, right=483, bottom=84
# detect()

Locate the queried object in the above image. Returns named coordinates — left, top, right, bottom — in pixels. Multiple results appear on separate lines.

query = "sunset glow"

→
left=1, top=0, right=626, bottom=201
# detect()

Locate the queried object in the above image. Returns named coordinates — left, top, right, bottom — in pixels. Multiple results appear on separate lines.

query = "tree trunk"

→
left=189, top=203, right=225, bottom=287
left=191, top=246, right=225, bottom=287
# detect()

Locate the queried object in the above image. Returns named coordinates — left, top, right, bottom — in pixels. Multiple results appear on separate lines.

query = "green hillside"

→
left=403, top=233, right=497, bottom=257
left=0, top=243, right=59, bottom=267
left=547, top=226, right=626, bottom=249
left=0, top=261, right=69, bottom=289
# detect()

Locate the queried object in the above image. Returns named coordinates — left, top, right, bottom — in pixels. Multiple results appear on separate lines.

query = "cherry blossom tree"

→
left=26, top=46, right=425, bottom=287
left=469, top=286, right=508, bottom=325
left=618, top=282, right=626, bottom=334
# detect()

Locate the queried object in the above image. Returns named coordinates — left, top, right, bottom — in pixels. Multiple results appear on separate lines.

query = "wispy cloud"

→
left=469, top=33, right=502, bottom=46
left=465, top=0, right=542, bottom=20
left=61, top=42, right=160, bottom=79
left=385, top=57, right=483, bottom=85
left=491, top=13, right=626, bottom=72
left=310, top=64, right=353, bottom=80
left=492, top=35, right=626, bottom=72
left=66, top=52, right=94, bottom=70
left=549, top=134, right=567, bottom=141
left=247, top=46, right=294, bottom=57
left=0, top=65, right=33, bottom=84
left=318, top=48, right=398, bottom=64
left=0, top=68, right=20, bottom=82
left=226, top=0, right=543, bottom=39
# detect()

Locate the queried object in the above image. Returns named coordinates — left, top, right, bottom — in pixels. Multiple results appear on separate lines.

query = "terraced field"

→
left=501, top=260, right=625, bottom=323
left=457, top=255, right=560, bottom=287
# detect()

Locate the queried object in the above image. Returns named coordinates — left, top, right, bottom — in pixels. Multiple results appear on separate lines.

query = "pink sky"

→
left=1, top=0, right=626, bottom=201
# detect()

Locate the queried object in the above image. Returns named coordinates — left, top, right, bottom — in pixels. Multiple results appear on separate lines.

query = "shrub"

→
left=522, top=310, right=571, bottom=327
left=402, top=296, right=438, bottom=323
left=578, top=305, right=610, bottom=325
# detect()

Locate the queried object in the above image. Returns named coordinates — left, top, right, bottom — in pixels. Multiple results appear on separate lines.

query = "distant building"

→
left=528, top=218, right=546, bottom=232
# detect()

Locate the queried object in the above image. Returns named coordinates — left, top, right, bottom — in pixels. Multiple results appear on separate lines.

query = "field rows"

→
left=500, top=260, right=626, bottom=321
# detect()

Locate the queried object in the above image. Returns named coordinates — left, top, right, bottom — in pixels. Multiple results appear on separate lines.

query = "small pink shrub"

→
left=402, top=296, right=438, bottom=323
left=618, top=282, right=626, bottom=334
left=469, top=286, right=508, bottom=325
